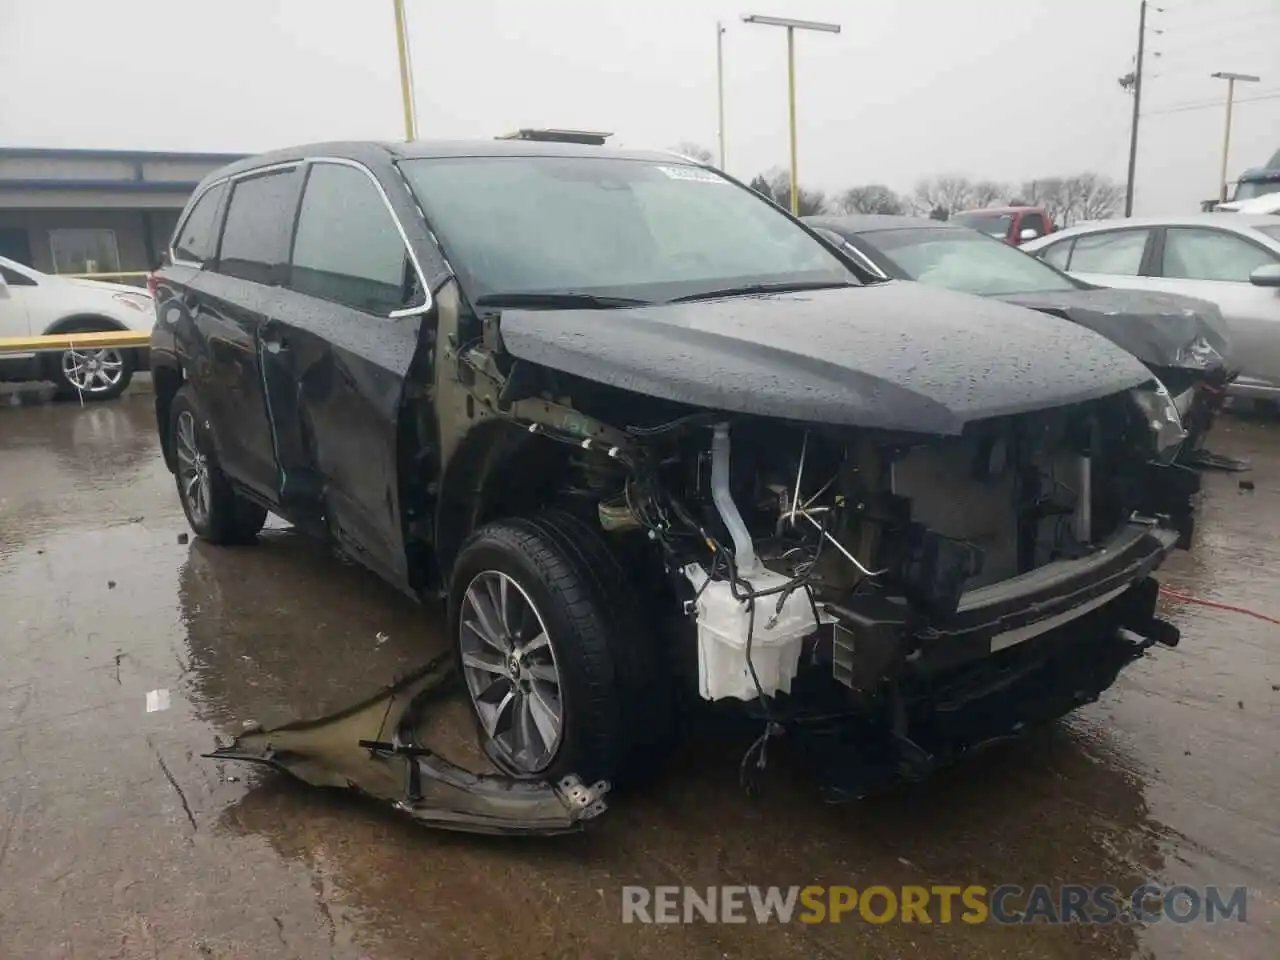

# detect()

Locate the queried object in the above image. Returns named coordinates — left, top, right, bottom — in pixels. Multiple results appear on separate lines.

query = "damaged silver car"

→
left=150, top=133, right=1197, bottom=807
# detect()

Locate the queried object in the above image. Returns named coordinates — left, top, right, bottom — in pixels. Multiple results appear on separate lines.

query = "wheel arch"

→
left=41, top=313, right=128, bottom=336
left=431, top=419, right=576, bottom=588
left=152, top=352, right=186, bottom=474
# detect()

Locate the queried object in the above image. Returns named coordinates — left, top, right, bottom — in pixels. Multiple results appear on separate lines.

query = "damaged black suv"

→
left=150, top=135, right=1198, bottom=793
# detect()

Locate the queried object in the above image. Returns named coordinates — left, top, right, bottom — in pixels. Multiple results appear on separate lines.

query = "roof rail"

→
left=495, top=128, right=612, bottom=145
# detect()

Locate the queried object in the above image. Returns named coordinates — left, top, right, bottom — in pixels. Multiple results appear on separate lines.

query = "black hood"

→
left=498, top=282, right=1153, bottom=436
left=997, top=288, right=1233, bottom=371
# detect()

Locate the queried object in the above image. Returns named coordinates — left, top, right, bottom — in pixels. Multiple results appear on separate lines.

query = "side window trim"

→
left=301, top=156, right=432, bottom=318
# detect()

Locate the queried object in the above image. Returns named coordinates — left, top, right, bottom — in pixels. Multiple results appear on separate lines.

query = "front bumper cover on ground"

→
left=207, top=652, right=610, bottom=836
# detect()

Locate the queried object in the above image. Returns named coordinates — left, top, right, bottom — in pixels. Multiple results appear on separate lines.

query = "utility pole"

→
left=393, top=0, right=417, bottom=140
left=716, top=22, right=726, bottom=168
left=1123, top=0, right=1147, bottom=217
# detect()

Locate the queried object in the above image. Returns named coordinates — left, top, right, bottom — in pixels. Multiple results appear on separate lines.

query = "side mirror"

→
left=1019, top=227, right=1040, bottom=241
left=1249, top=264, right=1280, bottom=288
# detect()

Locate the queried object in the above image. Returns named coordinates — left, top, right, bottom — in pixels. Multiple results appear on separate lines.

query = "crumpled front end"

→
left=562, top=377, right=1196, bottom=791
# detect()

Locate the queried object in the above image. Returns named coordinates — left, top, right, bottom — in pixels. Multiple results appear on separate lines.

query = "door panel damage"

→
left=208, top=652, right=610, bottom=835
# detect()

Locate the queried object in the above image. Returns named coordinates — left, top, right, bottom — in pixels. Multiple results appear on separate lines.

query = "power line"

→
left=1152, top=1, right=1278, bottom=30
left=1143, top=89, right=1280, bottom=117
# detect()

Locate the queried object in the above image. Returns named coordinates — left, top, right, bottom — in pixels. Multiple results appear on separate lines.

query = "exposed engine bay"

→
left=554, top=380, right=1196, bottom=719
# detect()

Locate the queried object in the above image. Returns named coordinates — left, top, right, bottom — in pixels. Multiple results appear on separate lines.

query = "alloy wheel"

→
left=175, top=410, right=211, bottom=527
left=458, top=570, right=564, bottom=774
left=61, top=347, right=125, bottom=394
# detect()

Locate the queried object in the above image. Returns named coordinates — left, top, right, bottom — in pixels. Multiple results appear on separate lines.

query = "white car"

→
left=1213, top=194, right=1280, bottom=215
left=0, top=255, right=154, bottom=401
left=1022, top=214, right=1280, bottom=405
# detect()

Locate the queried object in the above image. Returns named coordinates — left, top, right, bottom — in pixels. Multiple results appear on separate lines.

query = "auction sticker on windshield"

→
left=657, top=165, right=725, bottom=183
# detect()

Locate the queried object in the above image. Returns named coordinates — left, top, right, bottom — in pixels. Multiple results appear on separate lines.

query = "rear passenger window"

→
left=1066, top=229, right=1150, bottom=276
left=216, top=169, right=298, bottom=285
left=289, top=162, right=411, bottom=315
left=172, top=182, right=225, bottom=263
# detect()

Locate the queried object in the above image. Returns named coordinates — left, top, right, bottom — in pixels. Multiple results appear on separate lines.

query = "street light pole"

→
left=716, top=22, right=726, bottom=168
left=1211, top=71, right=1261, bottom=202
left=393, top=0, right=417, bottom=141
left=741, top=14, right=840, bottom=215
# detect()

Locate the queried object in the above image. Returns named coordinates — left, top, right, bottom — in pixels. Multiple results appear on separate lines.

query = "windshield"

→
left=951, top=212, right=1013, bottom=237
left=858, top=228, right=1079, bottom=296
left=399, top=156, right=855, bottom=303
left=1233, top=179, right=1280, bottom=201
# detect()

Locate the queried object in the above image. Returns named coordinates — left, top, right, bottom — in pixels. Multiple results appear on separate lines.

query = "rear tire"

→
left=169, top=384, right=267, bottom=545
left=447, top=509, right=673, bottom=786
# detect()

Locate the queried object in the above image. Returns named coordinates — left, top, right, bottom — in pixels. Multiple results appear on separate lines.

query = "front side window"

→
left=173, top=182, right=226, bottom=263
left=1257, top=225, right=1280, bottom=244
left=216, top=168, right=298, bottom=285
left=860, top=228, right=1078, bottom=296
left=400, top=156, right=854, bottom=303
left=1038, top=239, right=1074, bottom=270
left=1160, top=227, right=1279, bottom=282
left=1065, top=229, right=1150, bottom=275
left=289, top=163, right=413, bottom=314
left=49, top=228, right=120, bottom=275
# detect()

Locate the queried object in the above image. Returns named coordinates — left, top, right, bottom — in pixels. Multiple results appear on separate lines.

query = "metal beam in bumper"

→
left=205, top=653, right=609, bottom=836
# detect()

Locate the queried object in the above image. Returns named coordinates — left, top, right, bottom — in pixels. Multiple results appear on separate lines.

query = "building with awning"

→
left=0, top=147, right=244, bottom=281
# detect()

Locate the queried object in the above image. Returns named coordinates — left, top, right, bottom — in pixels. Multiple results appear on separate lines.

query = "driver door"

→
left=265, top=159, right=431, bottom=593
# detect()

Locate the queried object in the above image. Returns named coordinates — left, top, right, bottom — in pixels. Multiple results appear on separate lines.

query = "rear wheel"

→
left=50, top=324, right=133, bottom=401
left=447, top=510, right=672, bottom=785
left=169, top=385, right=267, bottom=544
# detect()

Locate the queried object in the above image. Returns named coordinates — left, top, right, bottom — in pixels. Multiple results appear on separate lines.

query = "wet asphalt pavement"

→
left=1, top=391, right=1277, bottom=960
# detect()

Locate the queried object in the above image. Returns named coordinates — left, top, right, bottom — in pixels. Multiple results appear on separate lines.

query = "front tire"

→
left=447, top=510, right=672, bottom=786
left=169, top=385, right=267, bottom=545
left=51, top=325, right=133, bottom=401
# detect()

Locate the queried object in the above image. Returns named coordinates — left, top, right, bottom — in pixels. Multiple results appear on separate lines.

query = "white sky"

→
left=1, top=0, right=1277, bottom=213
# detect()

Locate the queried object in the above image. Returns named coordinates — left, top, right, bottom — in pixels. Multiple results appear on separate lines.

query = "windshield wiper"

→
left=666, top=279, right=858, bottom=303
left=472, top=291, right=652, bottom=309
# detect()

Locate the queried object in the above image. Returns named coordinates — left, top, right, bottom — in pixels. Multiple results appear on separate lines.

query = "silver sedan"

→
left=1022, top=213, right=1280, bottom=404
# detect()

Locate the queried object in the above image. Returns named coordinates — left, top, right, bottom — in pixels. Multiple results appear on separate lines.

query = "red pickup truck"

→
left=951, top=206, right=1056, bottom=245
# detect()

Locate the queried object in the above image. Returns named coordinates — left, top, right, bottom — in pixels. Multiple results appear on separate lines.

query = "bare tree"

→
left=912, top=175, right=975, bottom=219
left=969, top=180, right=1010, bottom=208
left=1069, top=172, right=1125, bottom=221
left=750, top=167, right=827, bottom=215
left=837, top=185, right=905, bottom=215
left=670, top=141, right=714, bottom=164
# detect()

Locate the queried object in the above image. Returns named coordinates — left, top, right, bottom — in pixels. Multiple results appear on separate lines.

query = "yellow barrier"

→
left=0, top=330, right=150, bottom=356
